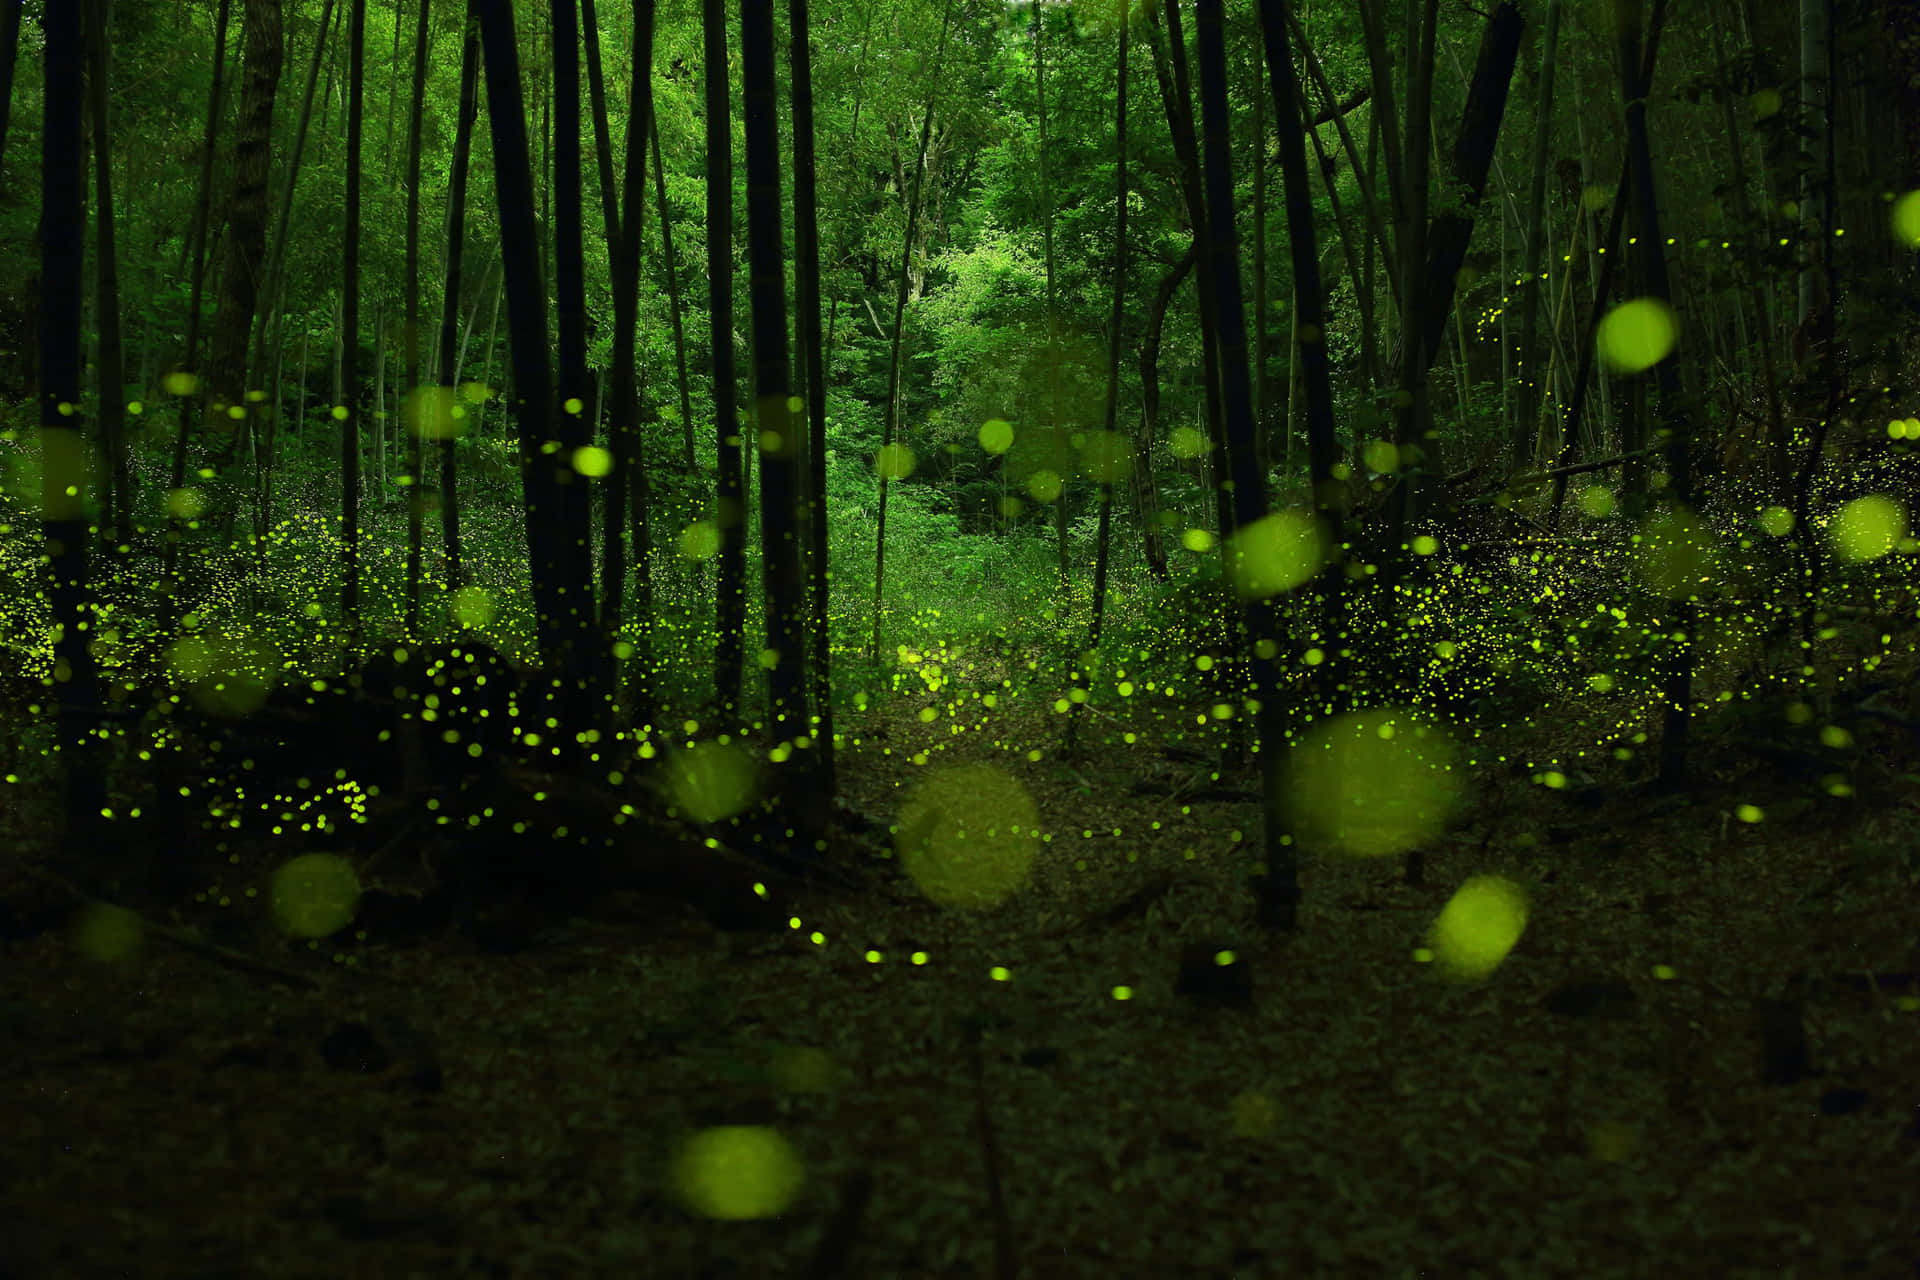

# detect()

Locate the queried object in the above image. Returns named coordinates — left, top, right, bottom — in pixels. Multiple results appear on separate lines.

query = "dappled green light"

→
left=451, top=586, right=496, bottom=627
left=979, top=418, right=1015, bottom=454
left=678, top=519, right=721, bottom=562
left=163, top=371, right=200, bottom=396
left=1577, top=486, right=1616, bottom=518
left=1181, top=528, right=1215, bottom=553
left=876, top=442, right=916, bottom=480
left=1757, top=505, right=1794, bottom=536
left=70, top=902, right=143, bottom=963
left=1825, top=495, right=1906, bottom=562
left=1892, top=190, right=1920, bottom=248
left=1596, top=298, right=1678, bottom=373
left=1749, top=87, right=1781, bottom=119
left=1026, top=469, right=1063, bottom=502
left=896, top=762, right=1038, bottom=909
left=1168, top=425, right=1207, bottom=459
left=571, top=445, right=612, bottom=477
left=1077, top=430, right=1132, bottom=484
left=670, top=1126, right=804, bottom=1220
left=405, top=384, right=467, bottom=440
left=1363, top=440, right=1399, bottom=474
left=269, top=853, right=361, bottom=939
left=1287, top=710, right=1460, bottom=859
left=665, top=740, right=759, bottom=823
left=1226, top=510, right=1324, bottom=600
left=1632, top=506, right=1719, bottom=596
left=1429, top=875, right=1528, bottom=981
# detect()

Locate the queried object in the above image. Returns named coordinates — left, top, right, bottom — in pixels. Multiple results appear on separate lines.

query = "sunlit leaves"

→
left=1596, top=298, right=1678, bottom=373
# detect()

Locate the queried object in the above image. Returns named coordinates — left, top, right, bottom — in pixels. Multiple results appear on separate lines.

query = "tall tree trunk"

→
left=341, top=0, right=365, bottom=641
left=742, top=0, right=808, bottom=802
left=1033, top=0, right=1068, bottom=587
left=41, top=0, right=106, bottom=851
left=205, top=0, right=283, bottom=520
left=1384, top=0, right=1435, bottom=557
left=602, top=0, right=654, bottom=725
left=789, top=0, right=835, bottom=818
left=0, top=0, right=21, bottom=175
left=1196, top=0, right=1293, bottom=932
left=1614, top=0, right=1692, bottom=787
left=478, top=0, right=582, bottom=716
left=1510, top=0, right=1560, bottom=469
left=1088, top=0, right=1127, bottom=650
left=85, top=0, right=131, bottom=551
left=871, top=0, right=955, bottom=663
left=1258, top=0, right=1342, bottom=538
left=1145, top=0, right=1231, bottom=546
left=403, top=0, right=431, bottom=635
left=551, top=0, right=597, bottom=726
left=161, top=0, right=230, bottom=607
left=1137, top=248, right=1193, bottom=580
left=651, top=117, right=696, bottom=474
left=437, top=5, right=481, bottom=589
left=703, top=0, right=744, bottom=715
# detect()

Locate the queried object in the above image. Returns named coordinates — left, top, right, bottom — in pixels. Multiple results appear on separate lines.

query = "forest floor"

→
left=3, top=647, right=1920, bottom=1279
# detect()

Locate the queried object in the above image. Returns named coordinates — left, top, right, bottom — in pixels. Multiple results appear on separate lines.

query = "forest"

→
left=2, top=0, right=1919, bottom=1273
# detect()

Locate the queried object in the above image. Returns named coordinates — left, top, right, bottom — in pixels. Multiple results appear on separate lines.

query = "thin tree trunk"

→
left=161, top=0, right=230, bottom=604
left=703, top=0, right=744, bottom=714
left=1088, top=0, right=1127, bottom=651
left=341, top=0, right=365, bottom=640
left=790, top=0, right=836, bottom=814
left=551, top=0, right=597, bottom=721
left=603, top=0, right=655, bottom=725
left=42, top=0, right=107, bottom=845
left=1034, top=0, right=1067, bottom=587
left=0, top=0, right=22, bottom=174
left=871, top=0, right=956, bottom=663
left=403, top=0, right=431, bottom=634
left=651, top=118, right=696, bottom=474
left=1511, top=0, right=1560, bottom=468
left=85, top=0, right=132, bottom=550
left=436, top=5, right=480, bottom=588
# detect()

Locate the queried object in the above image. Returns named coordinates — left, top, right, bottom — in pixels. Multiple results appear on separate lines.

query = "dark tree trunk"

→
left=403, top=0, right=431, bottom=635
left=342, top=0, right=365, bottom=639
left=550, top=0, right=598, bottom=730
left=1196, top=0, right=1295, bottom=932
left=436, top=5, right=481, bottom=589
left=1136, top=248, right=1193, bottom=581
left=0, top=0, right=21, bottom=174
left=477, top=0, right=567, bottom=682
left=742, top=0, right=809, bottom=820
left=161, top=0, right=230, bottom=606
left=85, top=0, right=131, bottom=551
left=1144, top=0, right=1230, bottom=545
left=1088, top=0, right=1127, bottom=650
left=603, top=0, right=655, bottom=725
left=206, top=0, right=282, bottom=503
left=41, top=0, right=106, bottom=851
left=651, top=117, right=696, bottom=474
left=789, top=0, right=836, bottom=817
left=872, top=0, right=955, bottom=662
left=704, top=0, right=744, bottom=715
